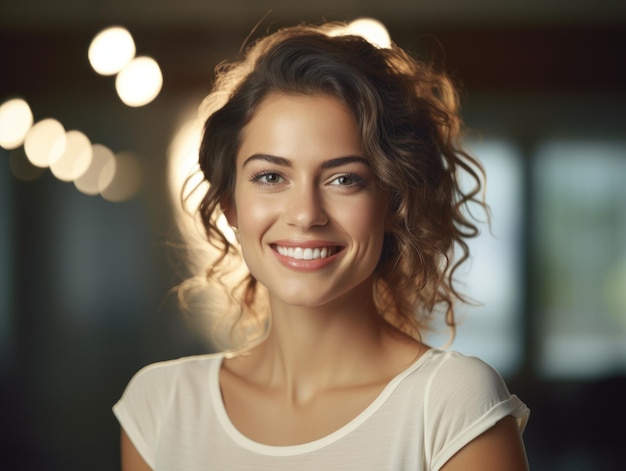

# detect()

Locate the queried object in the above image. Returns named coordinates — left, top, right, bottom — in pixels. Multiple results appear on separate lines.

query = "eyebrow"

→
left=242, top=154, right=368, bottom=169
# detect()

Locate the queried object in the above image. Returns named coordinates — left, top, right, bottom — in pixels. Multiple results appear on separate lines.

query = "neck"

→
left=252, top=281, right=388, bottom=405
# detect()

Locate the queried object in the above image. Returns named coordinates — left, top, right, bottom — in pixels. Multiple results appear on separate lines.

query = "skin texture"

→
left=120, top=93, right=528, bottom=470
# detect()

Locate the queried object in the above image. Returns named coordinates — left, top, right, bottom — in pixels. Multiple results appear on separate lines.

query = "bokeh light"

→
left=24, top=118, right=66, bottom=168
left=115, top=56, right=163, bottom=107
left=100, top=151, right=142, bottom=202
left=74, top=144, right=116, bottom=196
left=50, top=130, right=92, bottom=182
left=88, top=26, right=136, bottom=76
left=0, top=98, right=34, bottom=150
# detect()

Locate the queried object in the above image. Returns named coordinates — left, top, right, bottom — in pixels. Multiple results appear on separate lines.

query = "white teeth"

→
left=275, top=245, right=336, bottom=260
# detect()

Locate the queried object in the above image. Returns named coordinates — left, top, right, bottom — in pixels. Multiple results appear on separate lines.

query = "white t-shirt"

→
left=113, top=349, right=529, bottom=470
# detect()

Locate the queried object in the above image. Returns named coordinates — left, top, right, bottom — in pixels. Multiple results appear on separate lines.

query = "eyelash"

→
left=249, top=170, right=285, bottom=186
left=248, top=171, right=366, bottom=188
left=330, top=173, right=366, bottom=187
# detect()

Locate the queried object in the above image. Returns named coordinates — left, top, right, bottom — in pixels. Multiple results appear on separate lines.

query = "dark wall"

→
left=1, top=7, right=625, bottom=470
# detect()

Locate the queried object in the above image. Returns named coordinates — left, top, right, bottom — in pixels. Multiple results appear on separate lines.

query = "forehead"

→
left=236, top=92, right=362, bottom=165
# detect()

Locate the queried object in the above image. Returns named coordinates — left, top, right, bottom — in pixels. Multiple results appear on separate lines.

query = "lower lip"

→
left=271, top=247, right=342, bottom=272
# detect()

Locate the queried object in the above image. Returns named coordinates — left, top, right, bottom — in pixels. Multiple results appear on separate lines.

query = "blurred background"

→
left=1, top=0, right=625, bottom=469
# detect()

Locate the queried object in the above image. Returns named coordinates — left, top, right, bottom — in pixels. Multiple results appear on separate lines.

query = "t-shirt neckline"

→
left=209, top=348, right=435, bottom=456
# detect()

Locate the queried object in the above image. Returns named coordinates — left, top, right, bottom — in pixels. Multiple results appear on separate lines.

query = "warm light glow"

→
left=346, top=18, right=391, bottom=48
left=166, top=114, right=250, bottom=349
left=24, top=118, right=66, bottom=168
left=166, top=118, right=241, bottom=243
left=167, top=116, right=240, bottom=251
left=100, top=151, right=142, bottom=202
left=0, top=98, right=33, bottom=149
left=74, top=143, right=116, bottom=195
left=50, top=130, right=92, bottom=182
left=216, top=213, right=237, bottom=245
left=115, top=56, right=163, bottom=107
left=331, top=18, right=392, bottom=49
left=88, top=26, right=136, bottom=76
left=167, top=119, right=204, bottom=211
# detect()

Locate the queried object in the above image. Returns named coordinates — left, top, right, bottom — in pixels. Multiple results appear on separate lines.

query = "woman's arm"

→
left=440, top=416, right=529, bottom=471
left=121, top=429, right=152, bottom=471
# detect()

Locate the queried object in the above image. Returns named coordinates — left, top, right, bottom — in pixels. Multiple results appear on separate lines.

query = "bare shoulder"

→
left=440, top=416, right=529, bottom=471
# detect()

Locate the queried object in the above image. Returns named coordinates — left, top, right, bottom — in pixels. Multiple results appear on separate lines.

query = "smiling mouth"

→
left=272, top=245, right=342, bottom=260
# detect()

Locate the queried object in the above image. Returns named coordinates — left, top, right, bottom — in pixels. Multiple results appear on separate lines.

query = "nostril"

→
left=285, top=197, right=328, bottom=229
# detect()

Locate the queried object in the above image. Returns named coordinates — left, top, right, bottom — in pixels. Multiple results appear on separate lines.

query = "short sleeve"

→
left=424, top=351, right=529, bottom=470
left=113, top=362, right=178, bottom=469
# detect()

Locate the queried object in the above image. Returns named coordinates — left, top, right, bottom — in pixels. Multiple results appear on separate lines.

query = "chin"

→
left=268, top=280, right=371, bottom=311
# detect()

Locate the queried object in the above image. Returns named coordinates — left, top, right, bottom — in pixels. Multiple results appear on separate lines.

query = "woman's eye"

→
left=251, top=172, right=283, bottom=185
left=331, top=174, right=364, bottom=187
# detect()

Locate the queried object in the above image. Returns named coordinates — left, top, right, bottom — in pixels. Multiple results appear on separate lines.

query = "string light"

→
left=1, top=26, right=151, bottom=202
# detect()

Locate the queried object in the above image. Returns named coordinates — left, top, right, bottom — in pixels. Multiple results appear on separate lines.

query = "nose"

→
left=284, top=183, right=328, bottom=230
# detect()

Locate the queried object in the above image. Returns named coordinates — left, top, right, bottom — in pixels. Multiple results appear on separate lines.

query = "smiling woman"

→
left=113, top=21, right=529, bottom=470
left=225, top=93, right=387, bottom=309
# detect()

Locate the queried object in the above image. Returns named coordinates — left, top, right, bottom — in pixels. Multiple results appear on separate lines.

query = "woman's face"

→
left=227, top=92, right=388, bottom=309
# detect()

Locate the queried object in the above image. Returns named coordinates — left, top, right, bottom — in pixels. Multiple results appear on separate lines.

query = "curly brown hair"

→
left=186, top=22, right=485, bottom=348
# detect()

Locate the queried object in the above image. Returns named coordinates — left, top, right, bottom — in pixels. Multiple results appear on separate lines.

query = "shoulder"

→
left=386, top=348, right=516, bottom=416
left=424, top=349, right=512, bottom=399
left=113, top=354, right=225, bottom=469
left=423, top=349, right=526, bottom=422
left=115, top=353, right=224, bottom=416
left=128, top=353, right=223, bottom=385
left=126, top=354, right=222, bottom=390
left=421, top=350, right=529, bottom=469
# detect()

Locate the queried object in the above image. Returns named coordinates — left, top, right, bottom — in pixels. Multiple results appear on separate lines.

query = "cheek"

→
left=235, top=193, right=276, bottom=237
left=340, top=198, right=387, bottom=242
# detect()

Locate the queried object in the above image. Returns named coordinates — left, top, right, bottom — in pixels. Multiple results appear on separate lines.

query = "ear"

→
left=220, top=197, right=238, bottom=228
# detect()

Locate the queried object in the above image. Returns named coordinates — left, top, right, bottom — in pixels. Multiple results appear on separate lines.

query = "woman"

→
left=114, top=22, right=529, bottom=470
